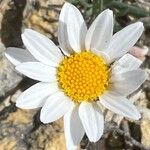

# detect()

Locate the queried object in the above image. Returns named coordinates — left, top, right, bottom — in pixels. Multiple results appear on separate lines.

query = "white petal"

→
left=22, top=29, right=63, bottom=66
left=91, top=50, right=111, bottom=64
left=16, top=82, right=59, bottom=109
left=110, top=69, right=147, bottom=96
left=40, top=92, right=73, bottom=123
left=85, top=9, right=113, bottom=51
left=112, top=53, right=142, bottom=74
left=16, top=62, right=57, bottom=82
left=106, top=22, right=144, bottom=62
left=99, top=92, right=141, bottom=120
left=64, top=105, right=85, bottom=149
left=58, top=3, right=74, bottom=56
left=79, top=102, right=104, bottom=142
left=5, top=47, right=36, bottom=66
left=64, top=3, right=87, bottom=52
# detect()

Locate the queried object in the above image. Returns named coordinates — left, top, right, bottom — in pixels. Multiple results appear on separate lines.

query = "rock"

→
left=0, top=0, right=24, bottom=99
left=28, top=118, right=67, bottom=150
left=141, top=120, right=150, bottom=147
left=23, top=0, right=64, bottom=43
left=0, top=138, right=17, bottom=150
left=7, top=109, right=35, bottom=124
left=0, top=42, right=22, bottom=99
left=0, top=55, right=22, bottom=99
left=42, top=130, right=66, bottom=150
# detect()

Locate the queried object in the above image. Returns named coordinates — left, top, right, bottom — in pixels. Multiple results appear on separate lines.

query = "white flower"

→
left=5, top=2, right=147, bottom=150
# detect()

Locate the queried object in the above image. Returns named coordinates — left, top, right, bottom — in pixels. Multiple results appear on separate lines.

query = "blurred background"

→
left=0, top=0, right=150, bottom=149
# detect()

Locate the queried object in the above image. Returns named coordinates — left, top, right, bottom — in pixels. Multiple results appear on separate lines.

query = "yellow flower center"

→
left=57, top=51, right=109, bottom=103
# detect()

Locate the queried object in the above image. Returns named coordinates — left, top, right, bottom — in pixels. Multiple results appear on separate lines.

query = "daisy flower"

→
left=5, top=2, right=147, bottom=149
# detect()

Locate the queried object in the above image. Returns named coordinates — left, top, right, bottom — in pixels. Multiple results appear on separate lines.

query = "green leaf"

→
left=110, top=1, right=150, bottom=17
left=103, top=0, right=114, bottom=7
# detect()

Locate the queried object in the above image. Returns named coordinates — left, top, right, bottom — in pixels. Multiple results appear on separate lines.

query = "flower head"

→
left=57, top=51, right=110, bottom=102
left=5, top=2, right=147, bottom=149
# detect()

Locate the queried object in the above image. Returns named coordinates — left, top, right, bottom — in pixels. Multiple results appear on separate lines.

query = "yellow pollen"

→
left=57, top=51, right=109, bottom=103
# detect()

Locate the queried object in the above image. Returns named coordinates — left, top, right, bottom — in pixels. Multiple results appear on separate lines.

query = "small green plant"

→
left=67, top=0, right=150, bottom=32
